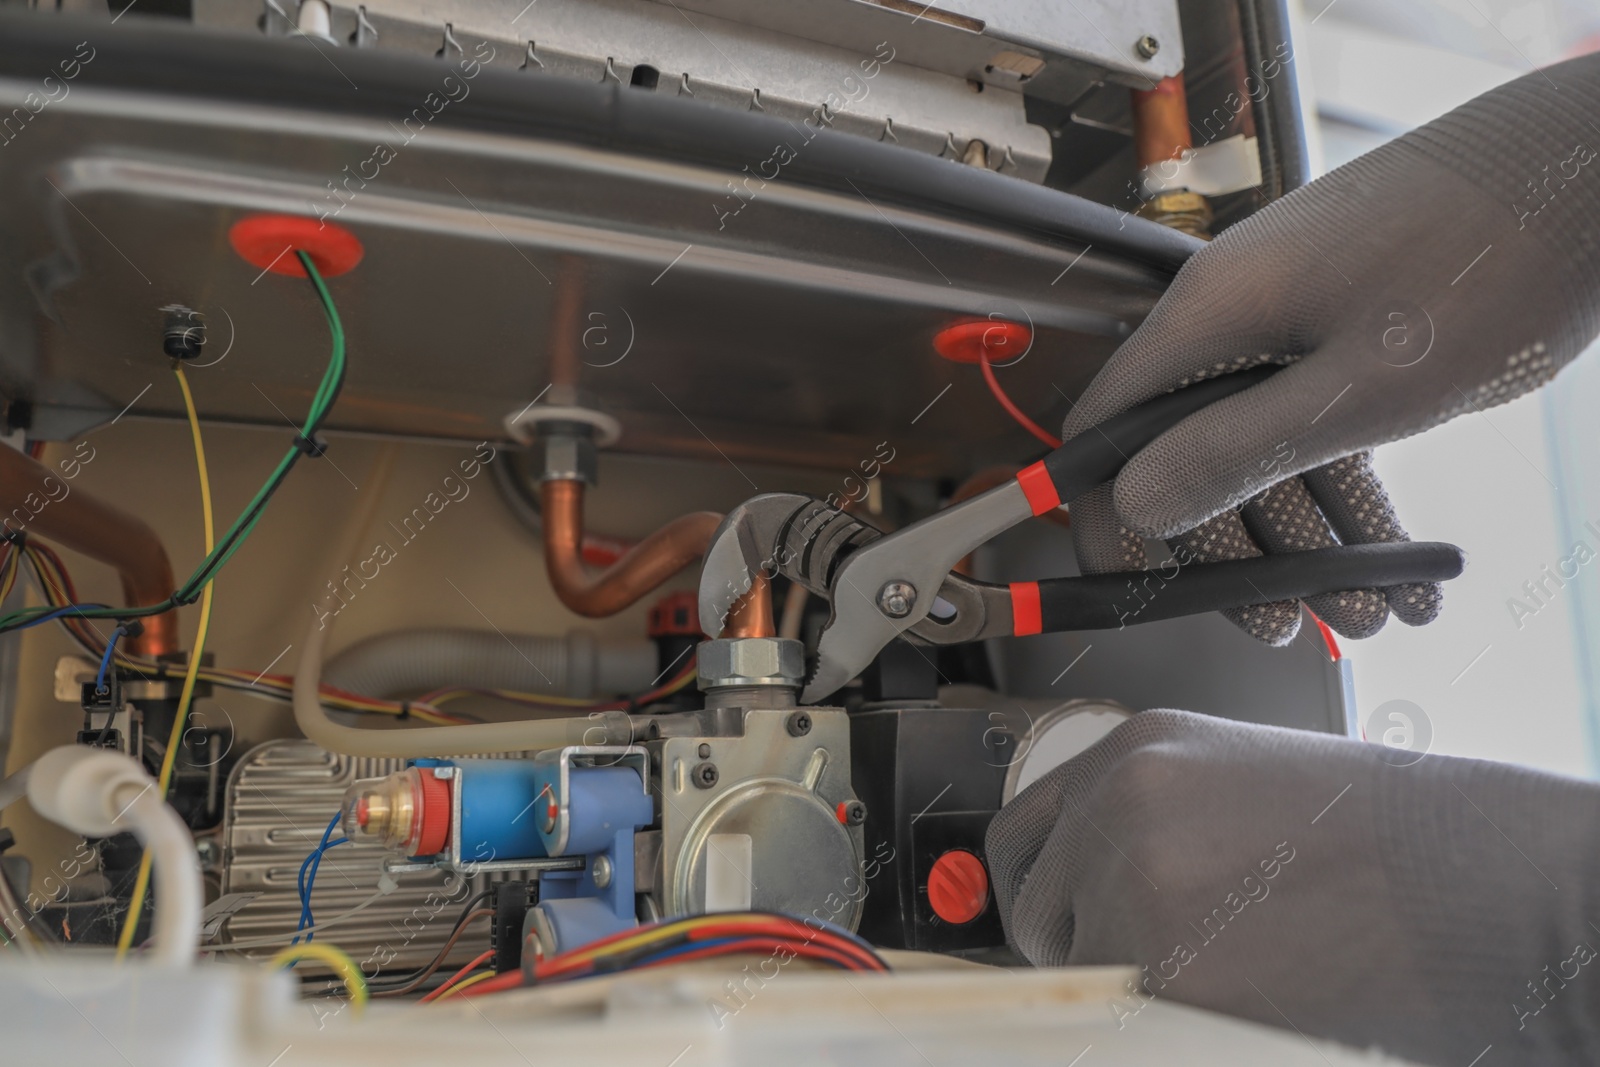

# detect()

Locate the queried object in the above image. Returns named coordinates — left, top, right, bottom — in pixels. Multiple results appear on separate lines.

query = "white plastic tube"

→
left=294, top=617, right=629, bottom=757
left=322, top=628, right=656, bottom=700
left=26, top=746, right=201, bottom=967
left=0, top=764, right=31, bottom=812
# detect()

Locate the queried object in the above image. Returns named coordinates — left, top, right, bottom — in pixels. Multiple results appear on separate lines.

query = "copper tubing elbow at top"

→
left=540, top=479, right=773, bottom=638
left=0, top=444, right=179, bottom=657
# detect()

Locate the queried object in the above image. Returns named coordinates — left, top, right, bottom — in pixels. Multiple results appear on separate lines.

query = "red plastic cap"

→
left=932, top=320, right=1032, bottom=366
left=927, top=849, right=990, bottom=925
left=228, top=214, right=364, bottom=278
left=410, top=770, right=452, bottom=858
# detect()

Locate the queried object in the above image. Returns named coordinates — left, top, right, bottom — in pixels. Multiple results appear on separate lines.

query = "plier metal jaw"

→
left=699, top=368, right=1467, bottom=705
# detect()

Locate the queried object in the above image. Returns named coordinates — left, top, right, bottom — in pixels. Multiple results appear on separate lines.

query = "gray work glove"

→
left=1066, top=52, right=1600, bottom=644
left=986, top=709, right=1600, bottom=1066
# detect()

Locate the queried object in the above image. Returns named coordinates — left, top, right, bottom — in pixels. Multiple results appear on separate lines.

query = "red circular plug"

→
left=932, top=320, right=1032, bottom=366
left=228, top=214, right=364, bottom=278
left=410, top=771, right=452, bottom=857
left=927, top=849, right=990, bottom=925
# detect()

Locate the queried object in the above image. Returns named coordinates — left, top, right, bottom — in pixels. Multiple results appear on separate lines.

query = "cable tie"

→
left=397, top=701, right=411, bottom=721
left=293, top=433, right=328, bottom=458
left=1, top=528, right=26, bottom=547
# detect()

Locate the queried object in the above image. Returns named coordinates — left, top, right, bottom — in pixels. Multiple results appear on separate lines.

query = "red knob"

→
left=927, top=849, right=990, bottom=925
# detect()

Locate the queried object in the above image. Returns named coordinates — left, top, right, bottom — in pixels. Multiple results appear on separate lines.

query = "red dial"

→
left=927, top=849, right=990, bottom=925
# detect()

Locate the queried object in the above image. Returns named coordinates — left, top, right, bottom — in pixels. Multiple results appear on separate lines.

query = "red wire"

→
left=536, top=926, right=883, bottom=985
left=979, top=351, right=1062, bottom=448
left=634, top=937, right=866, bottom=973
left=678, top=918, right=884, bottom=971
left=1308, top=611, right=1342, bottom=661
left=419, top=949, right=495, bottom=1003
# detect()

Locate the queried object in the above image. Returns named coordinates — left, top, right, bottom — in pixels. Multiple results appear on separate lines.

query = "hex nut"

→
left=692, top=762, right=720, bottom=789
left=697, top=637, right=805, bottom=689
left=538, top=423, right=599, bottom=486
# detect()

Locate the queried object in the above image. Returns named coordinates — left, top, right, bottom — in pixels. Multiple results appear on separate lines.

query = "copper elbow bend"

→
left=540, top=479, right=772, bottom=637
left=0, top=444, right=179, bottom=657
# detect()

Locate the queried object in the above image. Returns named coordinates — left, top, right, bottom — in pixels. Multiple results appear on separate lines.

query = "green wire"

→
left=0, top=251, right=347, bottom=634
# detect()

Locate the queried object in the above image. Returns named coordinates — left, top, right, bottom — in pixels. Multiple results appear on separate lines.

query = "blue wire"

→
left=631, top=936, right=850, bottom=971
left=632, top=937, right=741, bottom=966
left=292, top=810, right=345, bottom=946
left=94, top=624, right=129, bottom=695
left=17, top=603, right=111, bottom=632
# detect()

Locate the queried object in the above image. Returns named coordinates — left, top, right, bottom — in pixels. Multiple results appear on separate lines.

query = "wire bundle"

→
left=12, top=536, right=689, bottom=726
left=416, top=657, right=698, bottom=715
left=0, top=250, right=346, bottom=637
left=10, top=537, right=469, bottom=725
left=454, top=912, right=890, bottom=1000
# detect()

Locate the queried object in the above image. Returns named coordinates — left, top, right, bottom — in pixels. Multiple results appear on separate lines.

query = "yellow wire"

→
left=554, top=914, right=729, bottom=967
left=433, top=969, right=497, bottom=1001
left=115, top=365, right=217, bottom=959
left=269, top=942, right=369, bottom=1013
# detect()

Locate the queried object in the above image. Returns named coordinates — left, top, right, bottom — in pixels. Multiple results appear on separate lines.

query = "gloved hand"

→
left=985, top=709, right=1600, bottom=1065
left=1066, top=52, right=1600, bottom=644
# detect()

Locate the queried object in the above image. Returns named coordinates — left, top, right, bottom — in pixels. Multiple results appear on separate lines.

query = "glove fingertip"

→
left=1388, top=582, right=1444, bottom=627
left=1307, top=590, right=1390, bottom=640
left=1223, top=601, right=1302, bottom=646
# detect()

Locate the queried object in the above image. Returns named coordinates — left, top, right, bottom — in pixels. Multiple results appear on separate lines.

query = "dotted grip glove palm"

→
left=1066, top=52, right=1600, bottom=644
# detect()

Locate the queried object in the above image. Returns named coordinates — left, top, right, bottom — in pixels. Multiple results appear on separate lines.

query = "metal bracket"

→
left=533, top=745, right=649, bottom=857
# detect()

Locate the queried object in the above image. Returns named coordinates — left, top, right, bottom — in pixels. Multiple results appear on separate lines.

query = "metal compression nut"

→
left=697, top=637, right=805, bottom=689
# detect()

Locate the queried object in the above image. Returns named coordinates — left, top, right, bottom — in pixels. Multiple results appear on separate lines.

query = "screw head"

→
left=161, top=304, right=205, bottom=361
left=1136, top=34, right=1160, bottom=59
left=591, top=854, right=613, bottom=889
left=786, top=711, right=812, bottom=737
left=877, top=580, right=917, bottom=619
left=195, top=839, right=221, bottom=869
left=692, top=761, right=720, bottom=789
left=843, top=800, right=867, bottom=826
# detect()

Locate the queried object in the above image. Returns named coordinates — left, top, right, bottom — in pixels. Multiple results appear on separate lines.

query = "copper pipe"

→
left=1131, top=75, right=1214, bottom=239
left=1131, top=75, right=1193, bottom=169
left=540, top=478, right=773, bottom=637
left=720, top=573, right=772, bottom=639
left=0, top=444, right=179, bottom=656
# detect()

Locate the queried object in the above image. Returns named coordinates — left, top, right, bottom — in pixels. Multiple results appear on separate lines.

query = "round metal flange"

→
left=504, top=404, right=623, bottom=447
left=670, top=778, right=862, bottom=928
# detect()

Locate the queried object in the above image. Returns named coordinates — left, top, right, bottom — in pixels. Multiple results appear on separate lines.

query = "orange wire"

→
left=979, top=351, right=1062, bottom=448
left=419, top=949, right=495, bottom=1003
